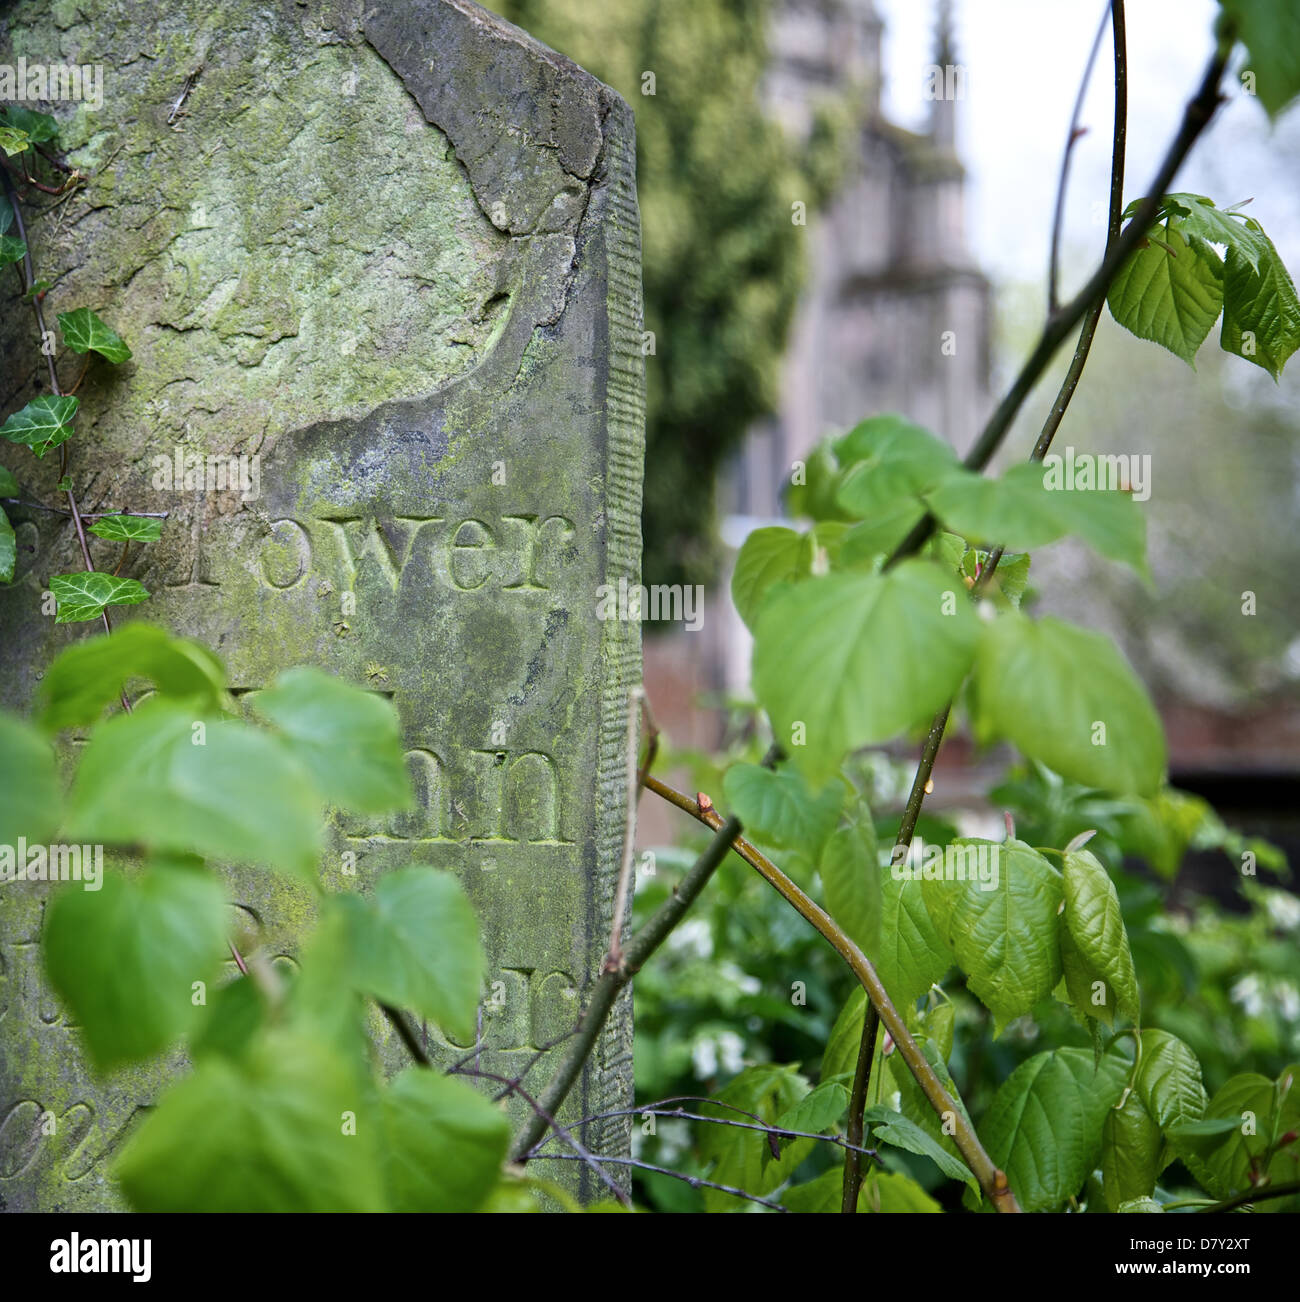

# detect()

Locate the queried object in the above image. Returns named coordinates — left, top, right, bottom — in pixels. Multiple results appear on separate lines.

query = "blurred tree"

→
left=489, top=0, right=853, bottom=592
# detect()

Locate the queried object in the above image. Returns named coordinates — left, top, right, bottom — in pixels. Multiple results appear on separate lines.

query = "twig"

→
left=1048, top=2, right=1112, bottom=314
left=1193, top=1179, right=1300, bottom=1214
left=641, top=772, right=1020, bottom=1212
left=527, top=1151, right=790, bottom=1211
left=884, top=24, right=1228, bottom=569
left=841, top=1000, right=880, bottom=1213
left=638, top=692, right=660, bottom=793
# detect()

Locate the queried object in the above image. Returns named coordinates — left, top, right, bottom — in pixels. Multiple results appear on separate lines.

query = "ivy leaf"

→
left=0, top=105, right=59, bottom=143
left=979, top=1048, right=1128, bottom=1211
left=43, top=861, right=227, bottom=1068
left=820, top=815, right=881, bottom=957
left=1218, top=0, right=1300, bottom=118
left=0, top=464, right=18, bottom=496
left=38, top=621, right=228, bottom=731
left=87, top=514, right=163, bottom=542
left=833, top=414, right=960, bottom=518
left=1060, top=848, right=1140, bottom=1027
left=0, top=234, right=26, bottom=267
left=0, top=507, right=13, bottom=584
left=0, top=712, right=60, bottom=845
left=333, top=867, right=482, bottom=1043
left=753, top=560, right=978, bottom=783
left=1107, top=220, right=1223, bottom=366
left=862, top=1105, right=978, bottom=1194
left=57, top=307, right=133, bottom=364
left=973, top=613, right=1166, bottom=797
left=252, top=667, right=412, bottom=815
left=876, top=871, right=952, bottom=1006
left=115, top=1032, right=387, bottom=1211
left=1101, top=1086, right=1164, bottom=1211
left=0, top=126, right=31, bottom=156
left=379, top=1069, right=510, bottom=1212
left=67, top=700, right=323, bottom=881
left=721, top=762, right=843, bottom=857
left=1, top=394, right=79, bottom=458
left=921, top=838, right=1063, bottom=1033
left=49, top=571, right=150, bottom=622
left=0, top=192, right=12, bottom=233
left=730, top=526, right=812, bottom=630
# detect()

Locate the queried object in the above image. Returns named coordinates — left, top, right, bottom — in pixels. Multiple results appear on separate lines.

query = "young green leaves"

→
left=57, top=307, right=133, bottom=363
left=1, top=394, right=79, bottom=458
left=1108, top=194, right=1300, bottom=377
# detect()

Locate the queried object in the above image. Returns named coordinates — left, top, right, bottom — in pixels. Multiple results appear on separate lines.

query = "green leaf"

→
left=820, top=815, right=881, bottom=957
left=921, top=838, right=1063, bottom=1033
left=862, top=1104, right=978, bottom=1193
left=0, top=507, right=13, bottom=584
left=973, top=613, right=1166, bottom=797
left=1107, top=220, right=1223, bottom=365
left=780, top=1167, right=845, bottom=1212
left=57, top=307, right=133, bottom=364
left=379, top=1069, right=509, bottom=1212
left=1101, top=1087, right=1164, bottom=1211
left=0, top=126, right=31, bottom=157
left=822, top=988, right=870, bottom=1082
left=721, top=762, right=843, bottom=856
left=979, top=1048, right=1128, bottom=1211
left=833, top=414, right=960, bottom=518
left=38, top=621, right=228, bottom=731
left=115, top=1032, right=386, bottom=1211
left=859, top=1169, right=942, bottom=1212
left=190, top=974, right=271, bottom=1062
left=1218, top=0, right=1300, bottom=118
left=730, top=527, right=812, bottom=630
left=1135, top=1029, right=1208, bottom=1158
left=1219, top=228, right=1300, bottom=378
left=333, top=867, right=482, bottom=1043
left=67, top=700, right=323, bottom=880
left=775, top=1080, right=849, bottom=1134
left=839, top=500, right=928, bottom=566
left=698, top=1064, right=812, bottom=1212
left=87, top=514, right=163, bottom=542
left=0, top=234, right=26, bottom=267
left=1060, top=848, right=1140, bottom=1026
left=252, top=666, right=412, bottom=815
left=23, top=278, right=51, bottom=302
left=43, top=861, right=227, bottom=1068
left=0, top=712, right=60, bottom=846
left=0, top=464, right=18, bottom=496
left=876, top=870, right=952, bottom=1007
left=753, top=560, right=978, bottom=783
left=0, top=192, right=12, bottom=234
left=0, top=394, right=79, bottom=458
left=49, top=571, right=150, bottom=622
left=0, top=105, right=59, bottom=143
left=990, top=552, right=1031, bottom=608
left=1173, top=1066, right=1300, bottom=1198
left=927, top=462, right=1147, bottom=578
left=786, top=438, right=853, bottom=523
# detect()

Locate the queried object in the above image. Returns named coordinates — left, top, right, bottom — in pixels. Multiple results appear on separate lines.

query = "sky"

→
left=873, top=0, right=1300, bottom=291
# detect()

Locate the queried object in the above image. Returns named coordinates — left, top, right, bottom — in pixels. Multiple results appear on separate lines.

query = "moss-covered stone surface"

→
left=0, top=0, right=643, bottom=1209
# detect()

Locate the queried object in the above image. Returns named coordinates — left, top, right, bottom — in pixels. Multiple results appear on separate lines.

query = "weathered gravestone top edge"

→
left=0, top=0, right=644, bottom=1208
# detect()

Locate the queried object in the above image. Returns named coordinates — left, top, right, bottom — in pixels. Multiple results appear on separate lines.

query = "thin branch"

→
left=638, top=692, right=660, bottom=793
left=641, top=772, right=1020, bottom=1213
left=884, top=26, right=1228, bottom=568
left=1193, top=1179, right=1300, bottom=1215
left=1048, top=2, right=1112, bottom=314
left=527, top=1151, right=790, bottom=1212
left=841, top=999, right=880, bottom=1213
left=380, top=1001, right=431, bottom=1067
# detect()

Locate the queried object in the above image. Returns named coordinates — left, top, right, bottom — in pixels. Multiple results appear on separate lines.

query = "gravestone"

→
left=0, top=0, right=643, bottom=1208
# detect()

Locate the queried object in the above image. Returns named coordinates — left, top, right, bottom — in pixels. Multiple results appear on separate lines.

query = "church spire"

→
left=928, top=0, right=960, bottom=151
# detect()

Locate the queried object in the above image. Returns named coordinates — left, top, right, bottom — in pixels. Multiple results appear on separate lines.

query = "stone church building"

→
left=644, top=0, right=992, bottom=750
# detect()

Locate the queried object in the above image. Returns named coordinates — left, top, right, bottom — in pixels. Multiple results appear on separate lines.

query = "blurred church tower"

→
left=642, top=0, right=993, bottom=764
